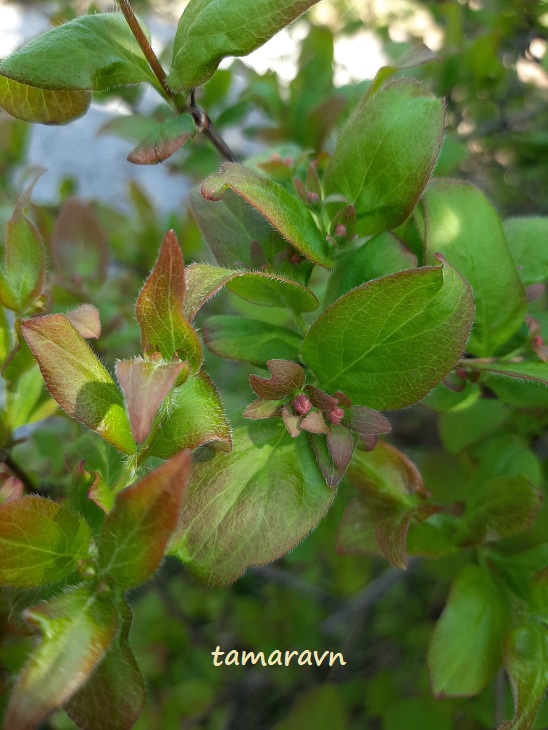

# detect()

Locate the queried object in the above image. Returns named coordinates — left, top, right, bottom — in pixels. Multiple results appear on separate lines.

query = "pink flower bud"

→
left=334, top=224, right=347, bottom=238
left=292, top=394, right=312, bottom=415
left=327, top=406, right=345, bottom=425
left=307, top=192, right=320, bottom=205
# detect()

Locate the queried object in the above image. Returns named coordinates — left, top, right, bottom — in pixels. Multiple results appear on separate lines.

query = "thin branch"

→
left=251, top=565, right=338, bottom=606
left=0, top=451, right=35, bottom=492
left=116, top=0, right=237, bottom=162
left=495, top=666, right=507, bottom=727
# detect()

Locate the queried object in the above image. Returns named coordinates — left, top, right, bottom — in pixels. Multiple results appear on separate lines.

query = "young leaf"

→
left=148, top=372, right=231, bottom=459
left=21, top=314, right=136, bottom=454
left=428, top=565, right=510, bottom=697
left=201, top=164, right=333, bottom=268
left=203, top=315, right=302, bottom=364
left=4, top=585, right=119, bottom=730
left=136, top=230, right=202, bottom=370
left=97, top=450, right=192, bottom=589
left=183, top=263, right=318, bottom=320
left=347, top=441, right=426, bottom=503
left=464, top=360, right=548, bottom=387
left=0, top=496, right=90, bottom=586
left=0, top=177, right=46, bottom=313
left=170, top=421, right=334, bottom=586
left=168, top=0, right=320, bottom=91
left=249, top=359, right=305, bottom=399
left=0, top=75, right=91, bottom=124
left=65, top=602, right=145, bottom=730
left=422, top=180, right=526, bottom=356
left=0, top=13, right=158, bottom=92
left=308, top=431, right=349, bottom=488
left=302, top=258, right=474, bottom=409
left=439, top=398, right=509, bottom=454
left=323, top=79, right=444, bottom=235
left=504, top=217, right=548, bottom=286
left=65, top=304, right=101, bottom=339
left=116, top=358, right=187, bottom=444
left=457, top=476, right=541, bottom=546
left=499, top=623, right=548, bottom=730
left=336, top=498, right=383, bottom=557
left=127, top=113, right=196, bottom=165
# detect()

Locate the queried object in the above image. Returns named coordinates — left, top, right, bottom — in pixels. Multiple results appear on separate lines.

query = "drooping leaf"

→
left=504, top=217, right=548, bottom=286
left=170, top=421, right=334, bottom=586
left=65, top=304, right=101, bottom=339
left=325, top=233, right=417, bottom=305
left=428, top=565, right=510, bottom=697
left=21, top=314, right=136, bottom=454
left=203, top=315, right=302, bottom=364
left=457, top=476, right=541, bottom=546
left=127, top=113, right=196, bottom=165
left=302, top=258, right=473, bottom=409
left=136, top=230, right=202, bottom=370
left=421, top=180, right=526, bottom=356
left=148, top=372, right=231, bottom=459
left=116, top=358, right=187, bottom=444
left=4, top=585, right=119, bottom=729
left=201, top=164, right=333, bottom=268
left=0, top=496, right=90, bottom=586
left=65, top=602, right=145, bottom=730
left=97, top=451, right=192, bottom=589
left=0, top=13, right=158, bottom=92
left=499, top=622, right=548, bottom=730
left=323, top=79, right=444, bottom=235
left=168, top=0, right=320, bottom=91
left=0, top=175, right=46, bottom=313
left=183, top=263, right=318, bottom=320
left=0, top=75, right=91, bottom=124
left=347, top=441, right=426, bottom=503
left=51, top=197, right=108, bottom=285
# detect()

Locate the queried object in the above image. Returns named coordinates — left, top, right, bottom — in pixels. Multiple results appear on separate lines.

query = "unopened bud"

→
left=327, top=406, right=345, bottom=425
left=456, top=368, right=467, bottom=380
left=533, top=336, right=544, bottom=348
left=290, top=253, right=303, bottom=266
left=307, top=191, right=320, bottom=205
left=292, top=394, right=312, bottom=415
left=334, top=224, right=347, bottom=238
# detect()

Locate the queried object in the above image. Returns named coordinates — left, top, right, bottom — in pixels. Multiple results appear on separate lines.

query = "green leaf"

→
left=323, top=79, right=444, bottom=235
left=201, top=164, right=333, bottom=268
left=325, top=233, right=417, bottom=305
left=0, top=13, right=157, bottom=92
left=0, top=496, right=90, bottom=586
left=0, top=177, right=46, bottom=313
left=127, top=113, right=196, bottom=165
left=203, top=315, right=302, bottom=364
left=65, top=601, right=145, bottom=730
left=439, top=398, right=509, bottom=454
left=116, top=358, right=187, bottom=444
left=6, top=365, right=58, bottom=430
left=274, top=685, right=348, bottom=730
left=4, top=585, right=119, bottom=729
left=97, top=451, right=192, bottom=590
left=428, top=565, right=510, bottom=697
left=465, top=360, right=548, bottom=387
left=421, top=180, right=526, bottom=356
left=457, top=476, right=541, bottom=546
left=366, top=44, right=440, bottom=98
left=499, top=623, right=548, bottom=730
left=0, top=306, right=11, bottom=363
left=183, top=263, right=318, bottom=319
left=504, top=217, right=548, bottom=286
left=170, top=420, right=334, bottom=586
left=0, top=75, right=91, bottom=124
left=136, top=230, right=202, bottom=370
left=167, top=0, right=320, bottom=91
left=21, top=313, right=136, bottom=454
left=148, top=372, right=232, bottom=459
left=301, top=258, right=474, bottom=409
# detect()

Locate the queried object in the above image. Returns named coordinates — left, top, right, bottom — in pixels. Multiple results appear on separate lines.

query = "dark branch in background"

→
left=117, top=0, right=237, bottom=163
left=0, top=451, right=35, bottom=492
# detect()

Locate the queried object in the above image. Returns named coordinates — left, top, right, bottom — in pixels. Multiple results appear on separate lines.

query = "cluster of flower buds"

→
left=326, top=204, right=357, bottom=248
left=293, top=161, right=322, bottom=209
left=244, top=359, right=392, bottom=486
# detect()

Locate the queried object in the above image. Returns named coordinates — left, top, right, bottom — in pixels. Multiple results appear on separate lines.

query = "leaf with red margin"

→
left=3, top=584, right=119, bottom=730
left=0, top=495, right=90, bottom=586
left=21, top=313, right=136, bottom=455
left=116, top=357, right=187, bottom=444
left=183, top=263, right=318, bottom=320
left=97, top=450, right=192, bottom=590
left=498, top=622, right=548, bottom=730
left=249, top=359, right=305, bottom=400
left=136, top=231, right=202, bottom=370
left=128, top=113, right=196, bottom=165
left=201, top=164, right=332, bottom=268
left=243, top=398, right=283, bottom=419
left=65, top=601, right=145, bottom=730
left=148, top=372, right=232, bottom=459
left=65, top=304, right=101, bottom=339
